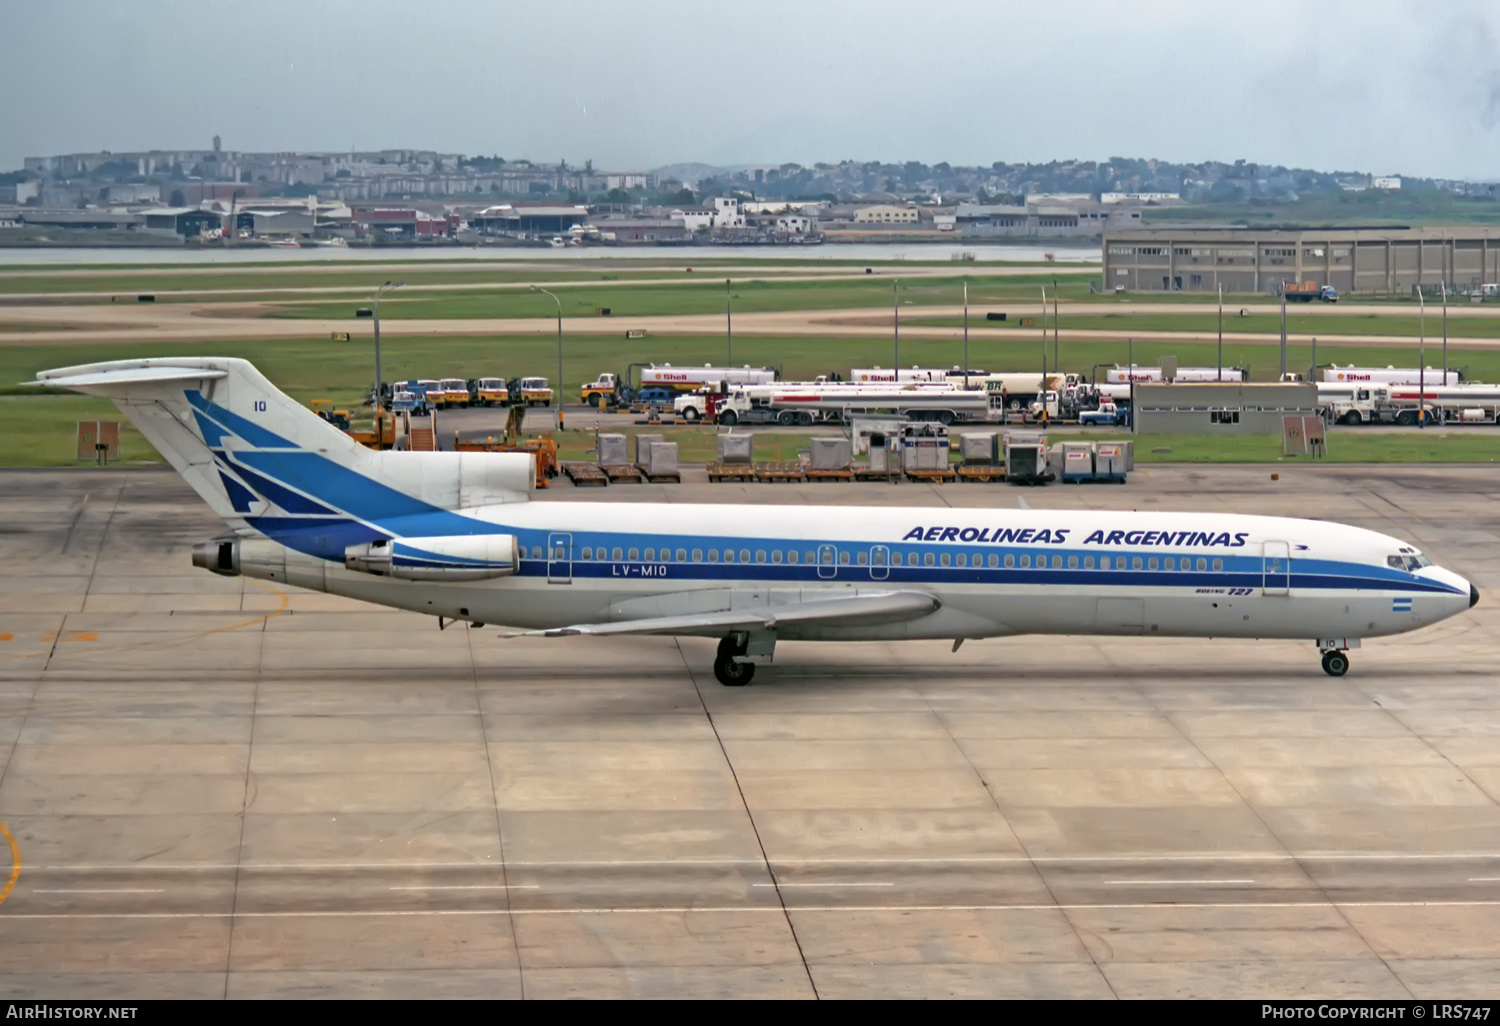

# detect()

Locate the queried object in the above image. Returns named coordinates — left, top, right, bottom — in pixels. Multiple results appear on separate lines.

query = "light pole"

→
left=1279, top=286, right=1288, bottom=380
left=1052, top=276, right=1059, bottom=375
left=725, top=279, right=732, bottom=366
left=371, top=279, right=404, bottom=409
left=1418, top=286, right=1426, bottom=429
left=1217, top=283, right=1224, bottom=381
left=1441, top=280, right=1449, bottom=384
left=892, top=278, right=899, bottom=369
left=962, top=279, right=969, bottom=389
left=531, top=285, right=564, bottom=429
left=1039, top=286, right=1048, bottom=376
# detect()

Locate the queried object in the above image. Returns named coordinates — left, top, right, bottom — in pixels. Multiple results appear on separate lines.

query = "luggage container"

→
left=864, top=431, right=899, bottom=476
left=640, top=441, right=680, bottom=481
left=901, top=423, right=949, bottom=472
left=597, top=433, right=629, bottom=466
left=1004, top=432, right=1052, bottom=485
left=810, top=437, right=853, bottom=470
left=1094, top=442, right=1128, bottom=482
left=1057, top=441, right=1096, bottom=483
left=717, top=434, right=753, bottom=464
left=633, top=433, right=664, bottom=466
left=959, top=431, right=1000, bottom=465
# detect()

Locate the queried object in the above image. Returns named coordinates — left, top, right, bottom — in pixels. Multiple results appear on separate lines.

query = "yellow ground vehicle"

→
left=417, top=379, right=444, bottom=408
left=440, top=378, right=470, bottom=408
left=309, top=399, right=352, bottom=430
left=474, top=377, right=510, bottom=406
left=513, top=376, right=553, bottom=407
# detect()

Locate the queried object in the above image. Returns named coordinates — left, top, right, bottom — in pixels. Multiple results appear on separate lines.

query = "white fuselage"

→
left=243, top=503, right=1472, bottom=643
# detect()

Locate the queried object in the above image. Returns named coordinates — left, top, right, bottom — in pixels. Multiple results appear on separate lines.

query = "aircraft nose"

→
left=1473, top=584, right=1481, bottom=608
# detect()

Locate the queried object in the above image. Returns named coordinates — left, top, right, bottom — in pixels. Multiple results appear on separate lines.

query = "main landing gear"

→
left=714, top=637, right=755, bottom=686
left=1321, top=650, right=1350, bottom=677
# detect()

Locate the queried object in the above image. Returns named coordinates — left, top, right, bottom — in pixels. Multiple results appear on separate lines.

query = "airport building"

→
left=1103, top=227, right=1500, bottom=294
left=1133, top=381, right=1319, bottom=434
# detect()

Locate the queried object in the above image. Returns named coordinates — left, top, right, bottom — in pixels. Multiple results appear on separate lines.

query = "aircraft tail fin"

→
left=35, top=358, right=533, bottom=537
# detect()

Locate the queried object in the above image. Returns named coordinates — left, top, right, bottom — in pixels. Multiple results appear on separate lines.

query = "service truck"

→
left=977, top=372, right=1073, bottom=413
left=472, top=377, right=510, bottom=406
left=1282, top=282, right=1340, bottom=303
left=1102, top=366, right=1247, bottom=384
left=1322, top=365, right=1462, bottom=386
left=1323, top=383, right=1500, bottom=425
left=704, top=382, right=991, bottom=427
left=510, top=376, right=554, bottom=407
left=439, top=378, right=471, bottom=408
left=848, top=367, right=950, bottom=384
left=642, top=364, right=776, bottom=393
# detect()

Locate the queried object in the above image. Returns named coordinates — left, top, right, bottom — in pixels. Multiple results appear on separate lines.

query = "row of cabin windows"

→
left=530, top=545, right=1226, bottom=573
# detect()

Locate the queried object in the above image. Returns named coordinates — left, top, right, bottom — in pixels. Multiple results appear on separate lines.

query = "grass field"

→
left=263, top=273, right=1103, bottom=321
left=912, top=310, right=1500, bottom=339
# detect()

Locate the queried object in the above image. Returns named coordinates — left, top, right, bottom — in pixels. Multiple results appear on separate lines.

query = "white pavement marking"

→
left=24, top=852, right=1500, bottom=872
left=10, top=899, right=1500, bottom=920
left=752, top=882, right=894, bottom=888
left=1104, top=879, right=1256, bottom=886
left=32, top=888, right=166, bottom=894
left=388, top=885, right=539, bottom=891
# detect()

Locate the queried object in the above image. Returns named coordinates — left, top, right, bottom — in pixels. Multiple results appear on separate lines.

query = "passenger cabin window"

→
left=1213, top=558, right=1223, bottom=571
left=1084, top=556, right=1094, bottom=569
left=838, top=551, right=849, bottom=565
left=989, top=554, right=999, bottom=568
left=858, top=552, right=869, bottom=566
left=580, top=547, right=592, bottom=560
left=940, top=553, right=951, bottom=567
left=676, top=549, right=687, bottom=562
left=1196, top=557, right=1206, bottom=571
left=1164, top=557, right=1174, bottom=571
left=644, top=548, right=655, bottom=562
left=692, top=549, right=703, bottom=562
left=532, top=546, right=543, bottom=560
left=724, top=550, right=735, bottom=564
left=1100, top=556, right=1111, bottom=570
left=612, top=547, right=623, bottom=561
left=1052, top=555, right=1062, bottom=569
left=925, top=553, right=935, bottom=567
left=741, top=550, right=751, bottom=563
left=628, top=548, right=639, bottom=562
left=788, top=551, right=798, bottom=564
left=1019, top=555, right=1030, bottom=568
left=1068, top=556, right=1078, bottom=569
left=955, top=553, right=966, bottom=567
left=772, top=550, right=783, bottom=564
left=708, top=550, right=718, bottom=562
left=1148, top=557, right=1159, bottom=570
left=756, top=550, right=767, bottom=563
left=1132, top=557, right=1143, bottom=570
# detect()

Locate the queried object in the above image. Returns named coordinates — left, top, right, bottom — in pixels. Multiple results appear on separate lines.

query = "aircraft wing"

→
left=522, top=590, right=939, bottom=638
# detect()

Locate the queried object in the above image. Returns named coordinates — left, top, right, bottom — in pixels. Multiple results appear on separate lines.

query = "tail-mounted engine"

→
left=344, top=535, right=520, bottom=581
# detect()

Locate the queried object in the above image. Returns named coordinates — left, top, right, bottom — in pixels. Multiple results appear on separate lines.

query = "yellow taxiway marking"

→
left=0, top=820, right=20, bottom=910
left=41, top=632, right=98, bottom=643
left=0, top=634, right=12, bottom=642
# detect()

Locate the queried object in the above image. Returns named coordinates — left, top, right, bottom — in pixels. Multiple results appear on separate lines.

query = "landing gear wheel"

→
left=1321, top=650, right=1350, bottom=677
left=714, top=637, right=755, bottom=687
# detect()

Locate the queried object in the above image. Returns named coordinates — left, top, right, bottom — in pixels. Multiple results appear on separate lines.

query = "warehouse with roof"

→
left=1103, top=226, right=1500, bottom=294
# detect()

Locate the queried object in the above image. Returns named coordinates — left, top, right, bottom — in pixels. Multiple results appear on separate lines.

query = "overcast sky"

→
left=5, top=0, right=1499, bottom=180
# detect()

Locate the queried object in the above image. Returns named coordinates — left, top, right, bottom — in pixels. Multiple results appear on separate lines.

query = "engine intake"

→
left=345, top=535, right=520, bottom=581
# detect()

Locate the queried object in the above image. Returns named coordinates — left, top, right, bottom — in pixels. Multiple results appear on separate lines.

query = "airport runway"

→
left=0, top=465, right=1497, bottom=998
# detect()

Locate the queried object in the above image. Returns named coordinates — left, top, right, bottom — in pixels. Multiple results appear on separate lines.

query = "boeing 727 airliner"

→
left=37, top=358, right=1478, bottom=685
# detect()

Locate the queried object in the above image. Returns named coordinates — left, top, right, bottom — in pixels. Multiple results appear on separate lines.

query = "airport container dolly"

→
left=707, top=462, right=756, bottom=483
left=560, top=462, right=609, bottom=487
left=753, top=461, right=806, bottom=483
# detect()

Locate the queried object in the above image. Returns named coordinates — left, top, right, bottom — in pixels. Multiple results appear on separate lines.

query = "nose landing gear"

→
left=1321, top=650, right=1350, bottom=677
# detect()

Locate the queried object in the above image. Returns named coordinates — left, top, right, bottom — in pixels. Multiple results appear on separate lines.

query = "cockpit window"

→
left=1389, top=553, right=1431, bottom=571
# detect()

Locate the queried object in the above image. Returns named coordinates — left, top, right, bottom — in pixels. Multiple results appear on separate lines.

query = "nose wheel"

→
left=714, top=637, right=755, bottom=687
left=1321, top=650, right=1350, bottom=677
